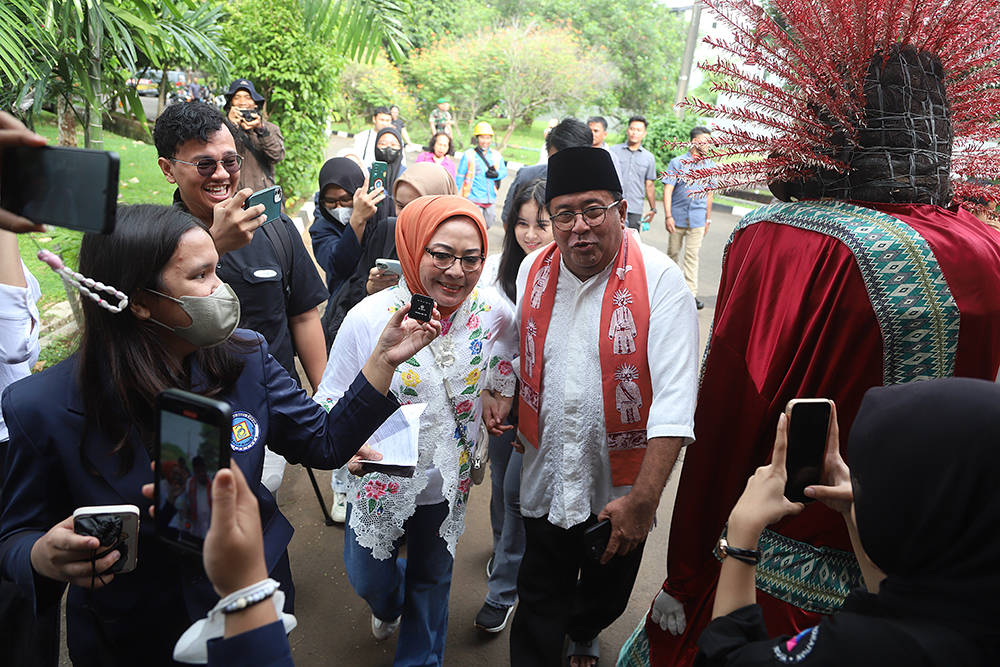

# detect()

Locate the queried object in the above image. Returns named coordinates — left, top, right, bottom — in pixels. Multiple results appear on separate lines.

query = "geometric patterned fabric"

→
left=737, top=200, right=960, bottom=385
left=715, top=526, right=865, bottom=615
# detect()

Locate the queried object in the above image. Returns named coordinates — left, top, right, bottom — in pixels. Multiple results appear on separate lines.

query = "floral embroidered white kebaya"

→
left=315, top=278, right=517, bottom=558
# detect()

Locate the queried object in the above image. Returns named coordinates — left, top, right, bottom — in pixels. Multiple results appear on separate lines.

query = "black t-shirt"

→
left=172, top=190, right=328, bottom=376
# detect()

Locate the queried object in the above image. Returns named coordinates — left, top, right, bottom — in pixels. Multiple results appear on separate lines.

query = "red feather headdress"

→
left=681, top=0, right=1000, bottom=210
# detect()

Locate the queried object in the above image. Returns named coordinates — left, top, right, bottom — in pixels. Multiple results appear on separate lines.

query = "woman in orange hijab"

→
left=314, top=195, right=518, bottom=665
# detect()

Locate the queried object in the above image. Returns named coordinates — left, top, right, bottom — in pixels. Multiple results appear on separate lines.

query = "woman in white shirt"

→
left=315, top=194, right=517, bottom=666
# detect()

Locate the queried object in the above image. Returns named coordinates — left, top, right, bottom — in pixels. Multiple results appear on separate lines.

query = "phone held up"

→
left=783, top=398, right=834, bottom=504
left=73, top=504, right=140, bottom=574
left=368, top=161, right=388, bottom=194
left=0, top=145, right=119, bottom=234
left=243, top=185, right=283, bottom=225
left=154, top=388, right=232, bottom=555
left=376, top=257, right=402, bottom=278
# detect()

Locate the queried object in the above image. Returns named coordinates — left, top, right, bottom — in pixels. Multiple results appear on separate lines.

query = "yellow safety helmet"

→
left=473, top=121, right=494, bottom=137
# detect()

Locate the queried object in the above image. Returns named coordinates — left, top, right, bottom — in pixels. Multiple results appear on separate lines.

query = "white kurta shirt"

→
left=515, top=231, right=699, bottom=529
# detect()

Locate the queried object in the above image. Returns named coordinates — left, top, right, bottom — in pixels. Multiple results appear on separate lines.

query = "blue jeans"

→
left=486, top=428, right=525, bottom=609
left=344, top=501, right=453, bottom=667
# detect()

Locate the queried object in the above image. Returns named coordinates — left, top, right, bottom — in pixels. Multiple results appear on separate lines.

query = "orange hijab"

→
left=395, top=194, right=488, bottom=318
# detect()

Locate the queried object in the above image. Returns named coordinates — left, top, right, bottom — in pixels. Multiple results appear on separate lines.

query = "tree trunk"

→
left=84, top=6, right=104, bottom=149
left=158, top=76, right=169, bottom=117
left=56, top=94, right=77, bottom=147
left=498, top=119, right=517, bottom=153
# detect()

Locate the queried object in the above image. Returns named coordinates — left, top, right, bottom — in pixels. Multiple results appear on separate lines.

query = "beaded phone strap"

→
left=35, top=247, right=128, bottom=314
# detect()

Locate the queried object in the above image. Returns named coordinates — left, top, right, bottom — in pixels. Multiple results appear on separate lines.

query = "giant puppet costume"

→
left=618, top=0, right=1000, bottom=665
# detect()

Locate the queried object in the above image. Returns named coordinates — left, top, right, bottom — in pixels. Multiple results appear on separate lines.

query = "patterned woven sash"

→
left=735, top=200, right=960, bottom=384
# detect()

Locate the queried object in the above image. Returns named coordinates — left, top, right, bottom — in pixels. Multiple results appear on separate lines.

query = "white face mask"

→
left=326, top=206, right=353, bottom=224
left=145, top=283, right=241, bottom=348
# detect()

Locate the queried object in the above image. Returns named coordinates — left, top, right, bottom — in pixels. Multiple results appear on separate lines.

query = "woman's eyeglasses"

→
left=171, top=155, right=244, bottom=177
left=549, top=201, right=619, bottom=231
left=424, top=248, right=485, bottom=271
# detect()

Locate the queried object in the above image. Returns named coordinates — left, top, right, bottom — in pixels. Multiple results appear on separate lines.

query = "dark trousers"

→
left=0, top=439, right=61, bottom=667
left=509, top=515, right=646, bottom=667
left=626, top=212, right=643, bottom=231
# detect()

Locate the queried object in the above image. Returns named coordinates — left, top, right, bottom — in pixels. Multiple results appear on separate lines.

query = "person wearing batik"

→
left=616, top=1, right=1000, bottom=666
left=509, top=146, right=698, bottom=667
left=313, top=195, right=517, bottom=667
left=697, top=378, right=1000, bottom=665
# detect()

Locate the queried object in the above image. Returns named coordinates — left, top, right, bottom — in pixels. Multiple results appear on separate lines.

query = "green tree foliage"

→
left=301, top=0, right=413, bottom=63
left=1, top=0, right=230, bottom=145
left=644, top=114, right=707, bottom=174
left=401, top=0, right=496, bottom=52
left=336, top=55, right=418, bottom=133
left=406, top=21, right=615, bottom=149
left=405, top=31, right=503, bottom=145
left=489, top=0, right=686, bottom=115
left=489, top=21, right=616, bottom=149
left=223, top=0, right=340, bottom=202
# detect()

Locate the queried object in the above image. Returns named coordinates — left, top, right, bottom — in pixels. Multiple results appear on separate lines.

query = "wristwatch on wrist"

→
left=716, top=537, right=761, bottom=565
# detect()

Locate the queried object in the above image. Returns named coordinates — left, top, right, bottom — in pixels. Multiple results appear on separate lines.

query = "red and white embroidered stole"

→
left=519, top=232, right=652, bottom=486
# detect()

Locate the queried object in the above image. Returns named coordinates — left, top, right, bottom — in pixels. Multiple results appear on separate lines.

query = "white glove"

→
left=649, top=590, right=687, bottom=636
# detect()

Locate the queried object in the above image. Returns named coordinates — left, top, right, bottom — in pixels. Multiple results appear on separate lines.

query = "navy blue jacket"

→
left=0, top=331, right=397, bottom=664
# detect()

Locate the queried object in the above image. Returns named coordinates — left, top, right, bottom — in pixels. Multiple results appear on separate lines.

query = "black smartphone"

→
left=784, top=398, right=833, bottom=503
left=243, top=185, right=283, bottom=225
left=0, top=145, right=119, bottom=233
left=154, top=388, right=233, bottom=555
left=368, top=161, right=388, bottom=194
left=583, top=519, right=612, bottom=561
left=410, top=293, right=434, bottom=322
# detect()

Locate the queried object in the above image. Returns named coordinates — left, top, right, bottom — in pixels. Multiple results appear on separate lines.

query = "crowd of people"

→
left=2, top=0, right=1000, bottom=666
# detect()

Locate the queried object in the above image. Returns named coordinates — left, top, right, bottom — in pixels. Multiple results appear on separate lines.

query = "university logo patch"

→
left=230, top=411, right=260, bottom=451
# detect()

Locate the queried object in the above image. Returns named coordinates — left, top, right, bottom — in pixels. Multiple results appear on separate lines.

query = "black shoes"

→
left=475, top=603, right=515, bottom=633
left=695, top=299, right=705, bottom=310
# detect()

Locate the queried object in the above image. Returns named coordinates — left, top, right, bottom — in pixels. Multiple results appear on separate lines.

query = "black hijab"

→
left=850, top=377, right=1000, bottom=642
left=317, top=158, right=365, bottom=224
left=374, top=126, right=405, bottom=192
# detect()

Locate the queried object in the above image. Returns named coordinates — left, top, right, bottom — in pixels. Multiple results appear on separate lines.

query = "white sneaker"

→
left=330, top=492, right=347, bottom=523
left=371, top=613, right=401, bottom=640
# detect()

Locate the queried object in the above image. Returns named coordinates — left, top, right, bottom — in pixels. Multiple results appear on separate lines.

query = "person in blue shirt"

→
left=456, top=122, right=507, bottom=228
left=662, top=126, right=715, bottom=310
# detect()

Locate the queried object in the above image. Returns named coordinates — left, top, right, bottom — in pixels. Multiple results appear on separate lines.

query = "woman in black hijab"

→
left=309, top=156, right=389, bottom=297
left=374, top=126, right=405, bottom=193
left=694, top=377, right=1000, bottom=666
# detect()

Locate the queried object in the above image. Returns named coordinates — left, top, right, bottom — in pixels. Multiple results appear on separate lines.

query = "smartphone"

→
left=154, top=388, right=233, bottom=555
left=376, top=258, right=402, bottom=277
left=784, top=398, right=833, bottom=503
left=73, top=504, right=140, bottom=574
left=410, top=293, right=434, bottom=322
left=583, top=519, right=612, bottom=561
left=0, top=145, right=119, bottom=233
left=243, top=185, right=283, bottom=225
left=368, top=161, right=388, bottom=194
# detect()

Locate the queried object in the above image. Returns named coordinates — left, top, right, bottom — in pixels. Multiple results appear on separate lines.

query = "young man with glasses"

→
left=155, top=102, right=330, bottom=493
left=509, top=146, right=699, bottom=667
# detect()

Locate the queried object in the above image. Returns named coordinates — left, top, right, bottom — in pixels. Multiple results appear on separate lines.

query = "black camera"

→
left=239, top=108, right=258, bottom=122
left=485, top=166, right=499, bottom=179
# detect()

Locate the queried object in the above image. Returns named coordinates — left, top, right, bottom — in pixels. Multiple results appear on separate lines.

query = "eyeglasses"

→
left=424, top=248, right=485, bottom=271
left=171, top=154, right=243, bottom=177
left=320, top=195, right=354, bottom=208
left=549, top=201, right=619, bottom=231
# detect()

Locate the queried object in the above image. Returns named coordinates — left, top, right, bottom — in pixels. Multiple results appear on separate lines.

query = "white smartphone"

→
left=376, top=258, right=402, bottom=277
left=73, top=504, right=140, bottom=574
